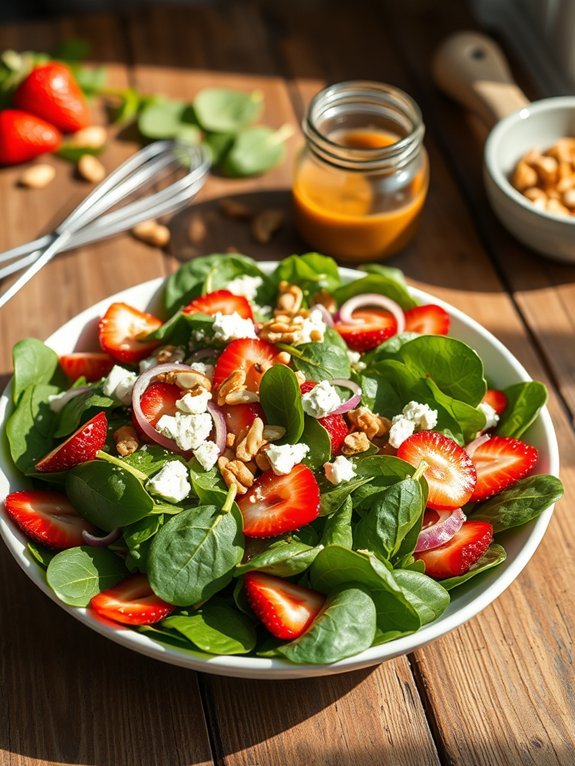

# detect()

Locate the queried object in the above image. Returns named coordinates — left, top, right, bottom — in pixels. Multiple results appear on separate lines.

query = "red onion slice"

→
left=82, top=528, right=122, bottom=547
left=338, top=293, right=405, bottom=335
left=415, top=508, right=466, bottom=552
left=465, top=433, right=491, bottom=458
left=311, top=304, right=335, bottom=327
left=207, top=401, right=227, bottom=454
left=328, top=378, right=362, bottom=415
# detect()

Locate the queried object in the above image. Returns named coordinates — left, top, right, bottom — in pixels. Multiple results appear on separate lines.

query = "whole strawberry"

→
left=14, top=62, right=90, bottom=133
left=0, top=109, right=62, bottom=165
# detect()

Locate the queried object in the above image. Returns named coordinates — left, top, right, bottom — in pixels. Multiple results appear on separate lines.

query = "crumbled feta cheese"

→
left=212, top=311, right=257, bottom=342
left=478, top=401, right=500, bottom=430
left=264, top=443, right=310, bottom=475
left=194, top=440, right=220, bottom=471
left=389, top=416, right=416, bottom=448
left=324, top=455, right=357, bottom=485
left=347, top=350, right=366, bottom=372
left=401, top=401, right=438, bottom=431
left=103, top=365, right=137, bottom=405
left=176, top=389, right=212, bottom=414
left=156, top=411, right=213, bottom=451
left=227, top=274, right=263, bottom=301
left=301, top=380, right=341, bottom=418
left=139, top=347, right=185, bottom=372
left=189, top=361, right=214, bottom=380
left=146, top=460, right=191, bottom=504
left=290, top=308, right=327, bottom=345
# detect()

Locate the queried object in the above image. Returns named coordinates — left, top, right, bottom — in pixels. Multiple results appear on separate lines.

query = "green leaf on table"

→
left=470, top=474, right=563, bottom=532
left=194, top=87, right=263, bottom=133
left=440, top=544, right=507, bottom=590
left=162, top=600, right=256, bottom=655
left=73, top=65, right=106, bottom=96
left=496, top=381, right=548, bottom=439
left=259, top=365, right=304, bottom=444
left=221, top=125, right=286, bottom=177
left=203, top=131, right=235, bottom=164
left=138, top=98, right=199, bottom=140
left=46, top=546, right=127, bottom=607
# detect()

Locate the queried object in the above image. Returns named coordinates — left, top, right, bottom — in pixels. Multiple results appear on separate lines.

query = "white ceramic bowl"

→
left=484, top=96, right=575, bottom=263
left=0, top=264, right=560, bottom=679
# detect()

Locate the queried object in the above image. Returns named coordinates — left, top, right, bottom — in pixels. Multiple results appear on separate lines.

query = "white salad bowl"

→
left=0, top=263, right=560, bottom=679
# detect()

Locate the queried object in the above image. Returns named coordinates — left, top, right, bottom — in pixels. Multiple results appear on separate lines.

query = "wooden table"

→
left=1, top=2, right=574, bottom=764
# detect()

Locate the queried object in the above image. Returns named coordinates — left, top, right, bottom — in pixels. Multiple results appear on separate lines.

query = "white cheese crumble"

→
left=189, top=361, right=214, bottom=380
left=194, top=440, right=220, bottom=471
left=264, top=443, right=310, bottom=475
left=347, top=349, right=366, bottom=372
left=212, top=311, right=257, bottom=342
left=290, top=308, right=327, bottom=345
left=102, top=365, right=137, bottom=405
left=478, top=401, right=500, bottom=430
left=301, top=380, right=341, bottom=418
left=176, top=389, right=212, bottom=415
left=401, top=401, right=438, bottom=431
left=227, top=274, right=263, bottom=301
left=388, top=417, right=416, bottom=448
left=146, top=460, right=191, bottom=504
left=156, top=411, right=213, bottom=451
left=324, top=455, right=357, bottom=485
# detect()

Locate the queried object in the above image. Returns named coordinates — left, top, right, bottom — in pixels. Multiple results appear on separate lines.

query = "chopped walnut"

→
left=276, top=281, right=303, bottom=315
left=216, top=370, right=246, bottom=406
left=113, top=425, right=139, bottom=457
left=255, top=451, right=271, bottom=472
left=235, top=417, right=265, bottom=462
left=226, top=433, right=236, bottom=448
left=218, top=456, right=254, bottom=495
left=341, top=431, right=371, bottom=456
left=159, top=369, right=211, bottom=392
left=348, top=407, right=391, bottom=441
left=262, top=425, right=286, bottom=441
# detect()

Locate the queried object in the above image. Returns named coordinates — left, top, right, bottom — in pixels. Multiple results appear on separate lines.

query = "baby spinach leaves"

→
left=440, top=544, right=507, bottom=590
left=286, top=340, right=351, bottom=382
left=220, top=125, right=287, bottom=177
left=497, top=382, right=548, bottom=439
left=194, top=88, right=263, bottom=133
left=273, top=253, right=341, bottom=299
left=162, top=600, right=257, bottom=655
left=471, top=474, right=563, bottom=532
left=301, top=416, right=332, bottom=470
left=11, top=338, right=63, bottom=404
left=259, top=365, right=304, bottom=444
left=46, top=546, right=127, bottom=607
left=6, top=383, right=58, bottom=474
left=234, top=540, right=321, bottom=578
left=333, top=273, right=417, bottom=311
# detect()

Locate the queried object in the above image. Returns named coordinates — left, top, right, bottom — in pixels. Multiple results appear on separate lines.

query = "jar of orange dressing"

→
left=293, top=81, right=429, bottom=262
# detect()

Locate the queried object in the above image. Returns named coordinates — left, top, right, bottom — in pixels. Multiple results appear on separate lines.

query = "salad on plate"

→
left=1, top=252, right=564, bottom=665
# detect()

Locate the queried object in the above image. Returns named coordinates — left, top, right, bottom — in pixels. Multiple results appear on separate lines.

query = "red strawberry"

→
left=213, top=338, right=280, bottom=391
left=3, top=489, right=97, bottom=549
left=481, top=389, right=508, bottom=416
left=137, top=381, right=181, bottom=427
left=183, top=289, right=253, bottom=320
left=415, top=520, right=493, bottom=579
left=237, top=464, right=320, bottom=538
left=300, top=381, right=348, bottom=454
left=98, top=302, right=162, bottom=364
left=0, top=109, right=61, bottom=165
left=335, top=309, right=397, bottom=352
left=221, top=402, right=265, bottom=437
left=14, top=62, right=90, bottom=133
left=469, top=435, right=538, bottom=502
left=404, top=304, right=450, bottom=335
left=90, top=575, right=174, bottom=625
left=244, top=571, right=325, bottom=639
left=36, top=411, right=108, bottom=472
left=397, top=431, right=477, bottom=510
left=59, top=352, right=115, bottom=382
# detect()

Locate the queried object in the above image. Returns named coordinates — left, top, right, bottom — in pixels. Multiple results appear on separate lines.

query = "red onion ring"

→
left=206, top=401, right=227, bottom=454
left=465, top=433, right=491, bottom=457
left=328, top=378, right=362, bottom=415
left=82, top=528, right=121, bottom=547
left=338, top=293, right=405, bottom=335
left=311, top=304, right=335, bottom=327
left=414, top=508, right=466, bottom=552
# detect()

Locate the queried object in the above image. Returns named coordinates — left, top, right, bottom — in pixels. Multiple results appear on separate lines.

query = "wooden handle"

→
left=432, top=32, right=529, bottom=128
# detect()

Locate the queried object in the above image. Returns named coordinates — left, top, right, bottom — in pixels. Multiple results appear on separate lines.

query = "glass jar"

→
left=293, top=81, right=429, bottom=262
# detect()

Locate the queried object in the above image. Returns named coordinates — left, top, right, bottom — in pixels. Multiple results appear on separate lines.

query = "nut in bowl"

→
left=0, top=255, right=562, bottom=679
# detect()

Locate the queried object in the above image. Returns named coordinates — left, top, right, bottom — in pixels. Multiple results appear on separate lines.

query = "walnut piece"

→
left=342, top=431, right=371, bottom=456
left=348, top=407, right=391, bottom=441
left=113, top=425, right=139, bottom=457
left=235, top=417, right=265, bottom=462
left=218, top=456, right=254, bottom=495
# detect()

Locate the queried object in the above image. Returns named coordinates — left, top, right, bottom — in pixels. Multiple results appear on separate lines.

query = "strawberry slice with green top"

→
left=90, top=575, right=175, bottom=625
left=4, top=490, right=97, bottom=549
left=397, top=431, right=477, bottom=510
left=469, top=435, right=538, bottom=502
left=213, top=338, right=280, bottom=391
left=300, top=381, right=348, bottom=454
left=481, top=389, right=508, bottom=415
left=59, top=352, right=115, bottom=382
left=415, top=520, right=494, bottom=579
left=98, top=302, right=162, bottom=364
left=403, top=304, right=450, bottom=335
left=244, top=571, right=325, bottom=639
left=183, top=289, right=253, bottom=319
left=335, top=309, right=397, bottom=352
left=36, top=411, right=108, bottom=473
left=237, top=463, right=321, bottom=538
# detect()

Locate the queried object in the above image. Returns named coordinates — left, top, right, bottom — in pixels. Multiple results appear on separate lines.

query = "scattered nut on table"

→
left=219, top=198, right=254, bottom=220
left=67, top=126, right=107, bottom=149
left=251, top=208, right=285, bottom=244
left=132, top=219, right=171, bottom=248
left=18, top=164, right=56, bottom=189
left=78, top=154, right=106, bottom=183
left=510, top=138, right=575, bottom=218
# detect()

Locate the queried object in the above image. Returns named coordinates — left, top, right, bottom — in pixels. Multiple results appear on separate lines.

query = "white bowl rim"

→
left=0, top=263, right=560, bottom=679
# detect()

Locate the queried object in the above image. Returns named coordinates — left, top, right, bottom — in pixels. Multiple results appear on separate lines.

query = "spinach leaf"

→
left=188, top=460, right=228, bottom=505
left=46, top=546, right=127, bottom=607
left=203, top=257, right=275, bottom=308
left=497, top=382, right=548, bottom=439
left=138, top=98, right=199, bottom=140
left=272, top=253, right=340, bottom=299
left=278, top=587, right=377, bottom=665
left=471, top=474, right=563, bottom=532
left=148, top=502, right=244, bottom=606
left=333, top=274, right=417, bottom=311
left=194, top=87, right=262, bottom=133
left=301, top=416, right=331, bottom=469
left=55, top=388, right=116, bottom=437
left=363, top=332, right=420, bottom=364
left=287, top=341, right=351, bottom=382
left=123, top=445, right=183, bottom=478
left=66, top=461, right=154, bottom=531
left=123, top=515, right=164, bottom=550
left=318, top=475, right=371, bottom=516
left=162, top=601, right=256, bottom=655
left=222, top=126, right=287, bottom=177
left=441, top=544, right=507, bottom=590
left=12, top=338, right=62, bottom=404
left=6, top=383, right=58, bottom=473
left=234, top=540, right=321, bottom=577
left=424, top=378, right=485, bottom=443
left=359, top=374, right=403, bottom=416
left=320, top=496, right=353, bottom=548
left=27, top=541, right=56, bottom=570
left=259, top=365, right=304, bottom=444
left=392, top=570, right=450, bottom=624
left=352, top=455, right=417, bottom=511
left=138, top=624, right=203, bottom=654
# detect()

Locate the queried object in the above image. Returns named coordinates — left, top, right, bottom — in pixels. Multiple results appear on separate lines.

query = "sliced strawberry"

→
left=244, top=571, right=325, bottom=639
left=3, top=490, right=97, bottom=549
left=14, top=62, right=90, bottom=133
left=300, top=381, right=348, bottom=454
left=59, top=352, right=115, bottom=382
left=481, top=389, right=508, bottom=416
left=415, top=520, right=493, bottom=579
left=213, top=338, right=280, bottom=391
left=237, top=464, right=320, bottom=538
left=470, top=435, right=538, bottom=502
left=90, top=575, right=174, bottom=625
left=137, top=381, right=181, bottom=427
left=98, top=302, right=162, bottom=364
left=36, top=411, right=108, bottom=472
left=183, top=289, right=253, bottom=320
left=221, top=402, right=266, bottom=437
left=404, top=304, right=450, bottom=335
left=397, top=431, right=477, bottom=510
left=0, top=109, right=61, bottom=165
left=335, top=309, right=397, bottom=352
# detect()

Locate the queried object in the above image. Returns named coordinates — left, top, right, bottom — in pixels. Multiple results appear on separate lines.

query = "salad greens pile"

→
left=2, top=252, right=563, bottom=665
